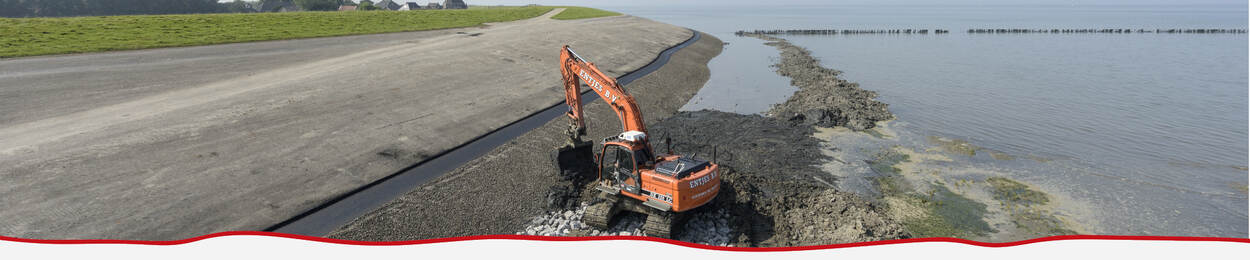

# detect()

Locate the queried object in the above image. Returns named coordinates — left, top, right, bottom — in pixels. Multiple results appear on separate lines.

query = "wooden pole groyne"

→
left=967, top=28, right=1247, bottom=34
left=735, top=29, right=951, bottom=36
left=735, top=28, right=1247, bottom=36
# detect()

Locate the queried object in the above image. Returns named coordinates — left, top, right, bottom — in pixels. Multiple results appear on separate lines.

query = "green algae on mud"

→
left=874, top=182, right=995, bottom=238
left=985, top=177, right=1077, bottom=236
left=987, top=150, right=1015, bottom=160
left=986, top=177, right=1049, bottom=206
left=867, top=147, right=909, bottom=177
left=863, top=144, right=1082, bottom=239
left=927, top=136, right=978, bottom=157
left=864, top=128, right=891, bottom=139
left=868, top=148, right=994, bottom=238
left=824, top=125, right=1084, bottom=240
left=926, top=136, right=1017, bottom=160
left=926, top=184, right=995, bottom=237
left=1004, top=208, right=1078, bottom=236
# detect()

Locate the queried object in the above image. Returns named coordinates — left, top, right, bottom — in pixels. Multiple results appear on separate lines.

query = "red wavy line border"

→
left=1, top=232, right=1247, bottom=251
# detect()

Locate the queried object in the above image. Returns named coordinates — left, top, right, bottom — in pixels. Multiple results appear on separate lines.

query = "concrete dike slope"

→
left=0, top=9, right=695, bottom=240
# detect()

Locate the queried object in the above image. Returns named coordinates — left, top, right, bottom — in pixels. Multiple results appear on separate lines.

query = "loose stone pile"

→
left=673, top=208, right=733, bottom=246
left=518, top=203, right=734, bottom=246
left=519, top=203, right=595, bottom=236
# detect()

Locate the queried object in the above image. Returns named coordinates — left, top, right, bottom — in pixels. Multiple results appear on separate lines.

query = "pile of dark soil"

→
left=651, top=110, right=908, bottom=246
left=744, top=33, right=894, bottom=131
left=650, top=110, right=824, bottom=184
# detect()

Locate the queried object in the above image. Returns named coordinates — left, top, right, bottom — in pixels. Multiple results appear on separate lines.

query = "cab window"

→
left=601, top=145, right=637, bottom=184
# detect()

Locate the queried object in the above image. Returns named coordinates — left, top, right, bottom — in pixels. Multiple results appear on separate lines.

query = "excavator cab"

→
left=600, top=143, right=640, bottom=193
left=598, top=135, right=653, bottom=195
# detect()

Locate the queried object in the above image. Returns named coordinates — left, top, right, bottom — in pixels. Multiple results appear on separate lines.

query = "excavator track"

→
left=643, top=210, right=676, bottom=239
left=583, top=196, right=619, bottom=230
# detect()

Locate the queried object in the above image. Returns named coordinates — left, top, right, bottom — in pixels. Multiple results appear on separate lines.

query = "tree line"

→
left=0, top=0, right=346, bottom=18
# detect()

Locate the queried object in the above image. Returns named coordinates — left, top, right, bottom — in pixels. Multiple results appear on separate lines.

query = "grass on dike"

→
left=550, top=6, right=621, bottom=20
left=0, top=6, right=559, bottom=58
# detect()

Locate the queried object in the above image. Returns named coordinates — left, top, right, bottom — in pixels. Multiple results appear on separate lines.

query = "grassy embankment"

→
left=550, top=6, right=621, bottom=20
left=0, top=6, right=559, bottom=58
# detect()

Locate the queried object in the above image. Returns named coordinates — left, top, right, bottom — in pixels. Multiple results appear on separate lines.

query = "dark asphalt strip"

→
left=267, top=30, right=702, bottom=236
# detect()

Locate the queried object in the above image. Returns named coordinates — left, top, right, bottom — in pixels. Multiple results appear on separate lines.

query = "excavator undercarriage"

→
left=583, top=188, right=683, bottom=238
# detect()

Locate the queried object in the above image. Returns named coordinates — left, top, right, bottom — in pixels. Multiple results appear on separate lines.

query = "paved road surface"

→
left=0, top=9, right=692, bottom=240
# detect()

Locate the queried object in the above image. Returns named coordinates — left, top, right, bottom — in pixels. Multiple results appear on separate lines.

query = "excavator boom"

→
left=560, top=46, right=648, bottom=140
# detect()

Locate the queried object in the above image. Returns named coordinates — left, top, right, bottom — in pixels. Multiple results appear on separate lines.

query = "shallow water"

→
left=608, top=4, right=1249, bottom=237
left=679, top=35, right=793, bottom=114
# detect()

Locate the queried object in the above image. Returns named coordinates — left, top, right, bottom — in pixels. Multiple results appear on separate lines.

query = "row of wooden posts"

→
left=736, top=28, right=1246, bottom=35
left=736, top=29, right=950, bottom=35
left=967, top=28, right=1247, bottom=34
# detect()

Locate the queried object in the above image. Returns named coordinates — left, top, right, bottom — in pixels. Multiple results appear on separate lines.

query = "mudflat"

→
left=0, top=9, right=693, bottom=240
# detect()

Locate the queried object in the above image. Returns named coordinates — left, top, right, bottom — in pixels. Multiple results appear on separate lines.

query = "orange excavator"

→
left=553, top=46, right=721, bottom=238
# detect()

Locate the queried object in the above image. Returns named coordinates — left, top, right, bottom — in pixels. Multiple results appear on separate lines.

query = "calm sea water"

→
left=606, top=4, right=1249, bottom=237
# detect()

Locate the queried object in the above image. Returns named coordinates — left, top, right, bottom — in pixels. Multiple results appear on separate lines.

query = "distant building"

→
left=376, top=0, right=402, bottom=10
left=338, top=5, right=357, bottom=11
left=398, top=2, right=421, bottom=10
left=442, top=0, right=467, bottom=9
left=246, top=2, right=265, bottom=12
left=425, top=2, right=442, bottom=9
left=259, top=0, right=299, bottom=12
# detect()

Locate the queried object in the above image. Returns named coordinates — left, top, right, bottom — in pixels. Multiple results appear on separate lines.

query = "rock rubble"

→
left=518, top=203, right=734, bottom=246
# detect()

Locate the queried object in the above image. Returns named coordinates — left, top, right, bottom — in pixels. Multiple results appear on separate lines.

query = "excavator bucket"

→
left=552, top=140, right=595, bottom=181
left=547, top=138, right=594, bottom=209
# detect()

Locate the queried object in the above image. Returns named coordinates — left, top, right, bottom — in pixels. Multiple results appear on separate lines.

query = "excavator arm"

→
left=559, top=46, right=648, bottom=139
